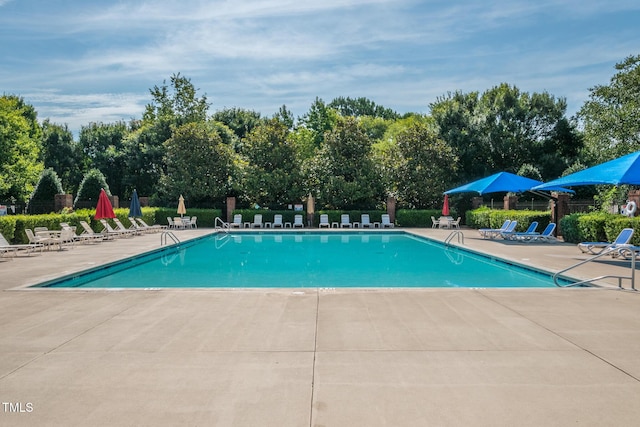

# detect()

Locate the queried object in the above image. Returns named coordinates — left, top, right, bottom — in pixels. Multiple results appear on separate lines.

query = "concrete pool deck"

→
left=1, top=228, right=639, bottom=426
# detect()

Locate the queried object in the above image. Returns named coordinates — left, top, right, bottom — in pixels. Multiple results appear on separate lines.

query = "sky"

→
left=1, top=0, right=639, bottom=135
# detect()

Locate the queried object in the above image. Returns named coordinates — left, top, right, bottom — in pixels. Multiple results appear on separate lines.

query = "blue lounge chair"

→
left=507, top=221, right=538, bottom=240
left=522, top=223, right=557, bottom=243
left=497, top=220, right=518, bottom=239
left=479, top=220, right=511, bottom=239
left=577, top=228, right=634, bottom=254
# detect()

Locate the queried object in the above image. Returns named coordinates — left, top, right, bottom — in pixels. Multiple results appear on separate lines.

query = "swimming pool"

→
left=34, top=231, right=566, bottom=289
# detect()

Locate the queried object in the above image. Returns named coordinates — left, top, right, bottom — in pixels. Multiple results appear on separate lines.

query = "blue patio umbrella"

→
left=532, top=151, right=640, bottom=190
left=445, top=172, right=573, bottom=195
left=128, top=189, right=143, bottom=217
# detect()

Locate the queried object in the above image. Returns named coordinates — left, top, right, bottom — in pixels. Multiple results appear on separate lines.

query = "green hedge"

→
left=395, top=209, right=454, bottom=227
left=0, top=207, right=167, bottom=244
left=560, top=213, right=640, bottom=245
left=465, top=207, right=551, bottom=233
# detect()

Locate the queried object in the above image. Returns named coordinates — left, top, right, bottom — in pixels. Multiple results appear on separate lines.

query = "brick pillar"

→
left=471, top=196, right=484, bottom=209
left=109, top=195, right=119, bottom=209
left=54, top=194, right=73, bottom=212
left=138, top=197, right=149, bottom=207
left=551, top=192, right=570, bottom=236
left=226, top=196, right=236, bottom=222
left=503, top=195, right=518, bottom=210
left=386, top=196, right=396, bottom=223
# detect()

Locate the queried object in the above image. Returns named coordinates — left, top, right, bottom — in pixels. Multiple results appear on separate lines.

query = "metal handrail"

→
left=161, top=231, right=180, bottom=246
left=215, top=217, right=230, bottom=233
left=444, top=230, right=464, bottom=246
left=553, top=246, right=636, bottom=290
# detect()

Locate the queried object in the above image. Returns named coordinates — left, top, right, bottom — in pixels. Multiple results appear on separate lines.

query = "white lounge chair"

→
left=135, top=218, right=166, bottom=232
left=251, top=214, right=263, bottom=228
left=381, top=214, right=394, bottom=228
left=319, top=214, right=330, bottom=228
left=479, top=220, right=511, bottom=239
left=80, top=220, right=113, bottom=240
left=361, top=214, right=372, bottom=228
left=61, top=222, right=103, bottom=243
left=100, top=219, right=132, bottom=238
left=293, top=214, right=304, bottom=228
left=230, top=214, right=243, bottom=228
left=1, top=231, right=42, bottom=256
left=340, top=214, right=352, bottom=228
left=272, top=214, right=284, bottom=228
left=578, top=228, right=634, bottom=254
left=114, top=218, right=140, bottom=235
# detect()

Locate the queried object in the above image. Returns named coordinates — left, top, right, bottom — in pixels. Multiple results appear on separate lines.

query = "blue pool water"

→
left=35, top=232, right=562, bottom=288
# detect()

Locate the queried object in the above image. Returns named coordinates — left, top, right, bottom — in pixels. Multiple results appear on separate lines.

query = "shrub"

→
left=466, top=208, right=551, bottom=232
left=75, top=169, right=110, bottom=207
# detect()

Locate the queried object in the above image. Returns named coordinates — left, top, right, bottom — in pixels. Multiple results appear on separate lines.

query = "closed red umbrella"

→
left=442, top=194, right=450, bottom=216
left=95, top=189, right=116, bottom=219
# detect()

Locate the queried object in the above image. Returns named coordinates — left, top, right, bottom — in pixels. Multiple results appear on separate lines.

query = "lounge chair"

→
left=431, top=216, right=440, bottom=229
left=272, top=214, right=284, bottom=228
left=479, top=220, right=511, bottom=239
left=361, top=214, right=373, bottom=228
left=340, top=214, right=352, bottom=228
left=319, top=214, right=330, bottom=228
left=80, top=220, right=113, bottom=240
left=60, top=222, right=103, bottom=243
left=1, top=231, right=42, bottom=256
left=230, top=214, right=243, bottom=228
left=381, top=214, right=394, bottom=228
left=577, top=228, right=634, bottom=255
left=293, top=214, right=304, bottom=228
left=505, top=221, right=538, bottom=240
left=135, top=218, right=166, bottom=232
left=251, top=214, right=263, bottom=228
left=522, top=223, right=558, bottom=243
left=114, top=218, right=141, bottom=235
left=497, top=220, right=518, bottom=239
left=26, top=228, right=55, bottom=248
left=100, top=219, right=132, bottom=238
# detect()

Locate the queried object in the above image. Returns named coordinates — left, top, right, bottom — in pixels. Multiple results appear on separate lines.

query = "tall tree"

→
left=306, top=116, right=384, bottom=209
left=240, top=118, right=303, bottom=208
left=0, top=95, right=43, bottom=202
left=41, top=120, right=86, bottom=194
left=393, top=120, right=458, bottom=209
left=298, top=97, right=338, bottom=147
left=431, top=84, right=581, bottom=184
left=79, top=121, right=129, bottom=197
left=160, top=122, right=237, bottom=205
left=578, top=55, right=640, bottom=163
left=329, top=96, right=400, bottom=120
left=211, top=107, right=263, bottom=142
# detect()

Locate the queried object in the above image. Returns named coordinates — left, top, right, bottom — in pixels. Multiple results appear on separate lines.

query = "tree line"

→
left=1, top=55, right=639, bottom=212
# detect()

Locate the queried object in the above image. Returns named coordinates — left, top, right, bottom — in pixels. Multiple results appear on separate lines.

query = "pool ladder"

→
left=444, top=230, right=464, bottom=246
left=161, top=231, right=180, bottom=246
left=553, top=247, right=636, bottom=290
left=215, top=217, right=230, bottom=233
